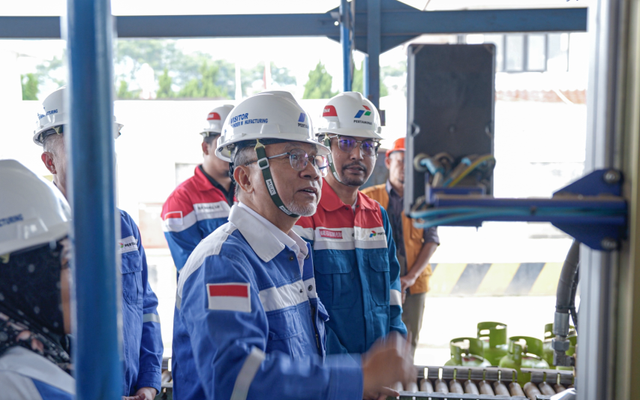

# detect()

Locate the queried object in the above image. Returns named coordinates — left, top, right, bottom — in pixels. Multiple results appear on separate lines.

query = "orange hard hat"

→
left=386, top=137, right=405, bottom=158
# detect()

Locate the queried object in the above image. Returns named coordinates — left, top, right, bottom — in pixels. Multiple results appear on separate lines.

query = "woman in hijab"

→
left=0, top=159, right=74, bottom=399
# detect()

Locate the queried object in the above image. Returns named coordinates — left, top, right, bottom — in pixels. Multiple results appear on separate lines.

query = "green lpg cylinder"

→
left=498, top=336, right=549, bottom=385
left=542, top=323, right=577, bottom=368
left=444, top=337, right=491, bottom=367
left=477, top=321, right=508, bottom=366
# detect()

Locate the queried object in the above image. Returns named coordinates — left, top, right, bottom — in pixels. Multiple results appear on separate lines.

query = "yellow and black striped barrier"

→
left=427, top=262, right=563, bottom=296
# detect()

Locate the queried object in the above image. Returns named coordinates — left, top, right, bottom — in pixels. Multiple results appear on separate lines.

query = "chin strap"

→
left=323, top=134, right=343, bottom=184
left=254, top=140, right=299, bottom=218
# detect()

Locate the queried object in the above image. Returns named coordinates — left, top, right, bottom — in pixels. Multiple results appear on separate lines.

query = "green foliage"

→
left=30, top=40, right=297, bottom=100
left=351, top=62, right=389, bottom=97
left=156, top=68, right=174, bottom=99
left=177, top=62, right=227, bottom=99
left=240, top=62, right=296, bottom=97
left=21, top=73, right=39, bottom=100
left=115, top=40, right=235, bottom=99
left=303, top=62, right=337, bottom=99
left=116, top=80, right=140, bottom=100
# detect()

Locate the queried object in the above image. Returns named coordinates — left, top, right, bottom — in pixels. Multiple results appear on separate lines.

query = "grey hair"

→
left=232, top=146, right=257, bottom=199
left=42, top=133, right=65, bottom=161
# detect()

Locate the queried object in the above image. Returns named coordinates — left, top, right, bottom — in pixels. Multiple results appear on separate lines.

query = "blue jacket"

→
left=294, top=181, right=406, bottom=355
left=0, top=347, right=74, bottom=400
left=173, top=205, right=363, bottom=400
left=119, top=210, right=163, bottom=395
left=162, top=166, right=233, bottom=271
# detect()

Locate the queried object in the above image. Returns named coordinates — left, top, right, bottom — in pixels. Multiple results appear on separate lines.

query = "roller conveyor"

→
left=393, top=366, right=574, bottom=400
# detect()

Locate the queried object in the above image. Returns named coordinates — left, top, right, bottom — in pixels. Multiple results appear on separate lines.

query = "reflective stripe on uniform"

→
left=194, top=201, right=231, bottom=221
left=258, top=278, right=318, bottom=312
left=230, top=347, right=266, bottom=400
left=390, top=289, right=402, bottom=306
left=163, top=210, right=197, bottom=233
left=143, top=313, right=160, bottom=324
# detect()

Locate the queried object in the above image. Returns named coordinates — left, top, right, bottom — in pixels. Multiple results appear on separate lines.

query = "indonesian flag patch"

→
left=207, top=283, right=251, bottom=313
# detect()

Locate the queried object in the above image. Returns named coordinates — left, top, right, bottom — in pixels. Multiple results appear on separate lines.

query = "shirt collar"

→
left=320, top=178, right=377, bottom=212
left=386, top=179, right=402, bottom=198
left=234, top=202, right=307, bottom=263
left=196, top=165, right=235, bottom=205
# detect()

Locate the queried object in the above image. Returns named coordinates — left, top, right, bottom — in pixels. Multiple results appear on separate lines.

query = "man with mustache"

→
left=294, top=92, right=407, bottom=356
left=362, top=137, right=439, bottom=359
left=162, top=105, right=235, bottom=274
left=172, top=91, right=414, bottom=400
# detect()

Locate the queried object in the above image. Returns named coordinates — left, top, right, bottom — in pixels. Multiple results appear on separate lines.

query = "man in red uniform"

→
left=162, top=105, right=235, bottom=272
left=362, top=137, right=439, bottom=358
left=294, top=92, right=406, bottom=355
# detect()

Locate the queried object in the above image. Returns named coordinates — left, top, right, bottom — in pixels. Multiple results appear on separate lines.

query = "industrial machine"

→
left=399, top=41, right=626, bottom=400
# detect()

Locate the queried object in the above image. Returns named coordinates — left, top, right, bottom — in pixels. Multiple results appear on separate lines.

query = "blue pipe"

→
left=340, top=0, right=351, bottom=92
left=66, top=0, right=122, bottom=398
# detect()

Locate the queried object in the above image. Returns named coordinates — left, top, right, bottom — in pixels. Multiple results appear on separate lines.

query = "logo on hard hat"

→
left=323, top=105, right=338, bottom=117
left=208, top=112, right=221, bottom=121
left=297, top=113, right=308, bottom=129
left=354, top=106, right=371, bottom=119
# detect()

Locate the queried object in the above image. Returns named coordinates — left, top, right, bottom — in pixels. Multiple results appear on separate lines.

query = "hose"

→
left=556, top=240, right=580, bottom=321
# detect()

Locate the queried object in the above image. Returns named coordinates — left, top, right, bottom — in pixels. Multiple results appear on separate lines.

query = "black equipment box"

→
left=405, top=44, right=496, bottom=214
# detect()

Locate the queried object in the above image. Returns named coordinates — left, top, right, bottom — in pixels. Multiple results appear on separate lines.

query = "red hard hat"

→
left=386, top=137, right=405, bottom=158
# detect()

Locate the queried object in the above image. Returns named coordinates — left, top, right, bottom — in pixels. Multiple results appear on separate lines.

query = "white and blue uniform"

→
left=0, top=347, right=74, bottom=400
left=172, top=204, right=363, bottom=400
left=119, top=210, right=164, bottom=395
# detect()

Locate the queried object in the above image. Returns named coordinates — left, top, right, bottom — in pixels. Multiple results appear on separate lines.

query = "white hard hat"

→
left=216, top=91, right=330, bottom=162
left=317, top=91, right=382, bottom=140
left=201, top=104, right=234, bottom=137
left=0, top=160, right=71, bottom=255
left=33, top=86, right=124, bottom=145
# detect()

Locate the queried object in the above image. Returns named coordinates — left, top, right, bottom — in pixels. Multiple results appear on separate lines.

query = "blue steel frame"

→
left=66, top=0, right=122, bottom=398
left=416, top=170, right=627, bottom=251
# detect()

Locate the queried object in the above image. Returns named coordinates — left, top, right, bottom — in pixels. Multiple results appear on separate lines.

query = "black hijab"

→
left=0, top=240, right=71, bottom=374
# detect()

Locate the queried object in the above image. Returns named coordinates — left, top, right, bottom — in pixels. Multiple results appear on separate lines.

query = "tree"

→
left=116, top=80, right=140, bottom=100
left=303, top=62, right=337, bottom=99
left=156, top=68, right=175, bottom=99
left=21, top=73, right=39, bottom=100
left=177, top=62, right=228, bottom=99
left=351, top=62, right=389, bottom=97
left=240, top=62, right=296, bottom=97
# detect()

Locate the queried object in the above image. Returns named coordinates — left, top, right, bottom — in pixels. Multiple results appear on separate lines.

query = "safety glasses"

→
left=329, top=135, right=380, bottom=157
left=250, top=148, right=328, bottom=177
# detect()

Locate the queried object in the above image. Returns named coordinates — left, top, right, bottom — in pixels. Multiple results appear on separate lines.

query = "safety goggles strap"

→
left=254, top=140, right=299, bottom=218
left=323, top=134, right=342, bottom=183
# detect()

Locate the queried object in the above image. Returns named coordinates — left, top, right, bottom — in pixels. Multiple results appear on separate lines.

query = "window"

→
left=477, top=33, right=571, bottom=73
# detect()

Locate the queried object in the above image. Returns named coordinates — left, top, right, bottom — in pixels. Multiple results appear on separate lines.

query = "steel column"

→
left=365, top=0, right=381, bottom=107
left=578, top=0, right=629, bottom=398
left=340, top=0, right=352, bottom=92
left=66, top=0, right=122, bottom=398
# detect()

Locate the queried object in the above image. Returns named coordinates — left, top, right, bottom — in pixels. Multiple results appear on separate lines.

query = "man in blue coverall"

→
left=162, top=104, right=235, bottom=273
left=34, top=87, right=163, bottom=400
left=173, top=91, right=414, bottom=400
left=294, top=92, right=406, bottom=355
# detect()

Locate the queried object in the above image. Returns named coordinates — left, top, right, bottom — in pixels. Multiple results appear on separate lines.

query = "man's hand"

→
left=400, top=274, right=418, bottom=292
left=123, top=387, right=157, bottom=400
left=361, top=332, right=415, bottom=399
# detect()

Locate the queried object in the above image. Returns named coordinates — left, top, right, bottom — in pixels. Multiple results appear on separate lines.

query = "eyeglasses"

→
left=248, top=148, right=328, bottom=177
left=329, top=135, right=380, bottom=157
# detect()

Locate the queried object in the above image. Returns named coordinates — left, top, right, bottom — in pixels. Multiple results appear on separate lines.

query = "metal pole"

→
left=340, top=0, right=352, bottom=92
left=66, top=0, right=122, bottom=398
left=366, top=0, right=381, bottom=108
left=363, top=54, right=370, bottom=97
